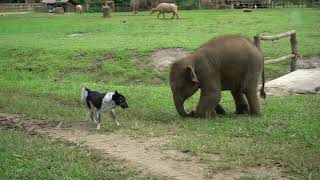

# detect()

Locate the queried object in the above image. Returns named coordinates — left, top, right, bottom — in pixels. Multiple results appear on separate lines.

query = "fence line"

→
left=254, top=30, right=298, bottom=72
left=0, top=3, right=46, bottom=12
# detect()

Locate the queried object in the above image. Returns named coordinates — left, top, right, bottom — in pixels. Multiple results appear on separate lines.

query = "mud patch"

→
left=150, top=48, right=190, bottom=71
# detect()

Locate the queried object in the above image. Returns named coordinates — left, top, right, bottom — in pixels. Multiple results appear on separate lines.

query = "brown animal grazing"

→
left=169, top=35, right=266, bottom=119
left=76, top=5, right=83, bottom=13
left=151, top=3, right=178, bottom=19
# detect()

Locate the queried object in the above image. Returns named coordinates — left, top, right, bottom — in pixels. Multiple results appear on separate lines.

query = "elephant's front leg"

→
left=189, top=104, right=225, bottom=116
left=195, top=91, right=221, bottom=118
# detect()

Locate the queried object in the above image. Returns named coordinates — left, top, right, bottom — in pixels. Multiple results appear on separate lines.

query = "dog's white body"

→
left=81, top=88, right=120, bottom=129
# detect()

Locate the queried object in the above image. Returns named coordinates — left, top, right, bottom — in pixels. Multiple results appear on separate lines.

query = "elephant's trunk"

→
left=173, top=95, right=188, bottom=117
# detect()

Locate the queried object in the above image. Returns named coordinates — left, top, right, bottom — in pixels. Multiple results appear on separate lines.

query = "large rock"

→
left=265, top=68, right=320, bottom=96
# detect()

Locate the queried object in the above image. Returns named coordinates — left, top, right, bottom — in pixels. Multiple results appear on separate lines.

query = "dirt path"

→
left=0, top=113, right=288, bottom=180
left=0, top=113, right=206, bottom=179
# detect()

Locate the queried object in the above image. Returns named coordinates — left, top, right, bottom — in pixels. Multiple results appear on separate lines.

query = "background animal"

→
left=169, top=35, right=266, bottom=119
left=130, top=0, right=139, bottom=14
left=81, top=87, right=128, bottom=129
left=76, top=5, right=83, bottom=13
left=151, top=3, right=178, bottom=19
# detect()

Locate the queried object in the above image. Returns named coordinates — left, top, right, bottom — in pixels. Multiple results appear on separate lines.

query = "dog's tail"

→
left=81, top=87, right=89, bottom=102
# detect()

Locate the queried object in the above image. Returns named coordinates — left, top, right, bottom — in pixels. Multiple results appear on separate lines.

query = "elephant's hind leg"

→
left=215, top=104, right=226, bottom=115
left=245, top=90, right=261, bottom=116
left=231, top=90, right=249, bottom=114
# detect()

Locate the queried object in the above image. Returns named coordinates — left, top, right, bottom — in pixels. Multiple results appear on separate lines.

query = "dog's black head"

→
left=112, top=91, right=128, bottom=109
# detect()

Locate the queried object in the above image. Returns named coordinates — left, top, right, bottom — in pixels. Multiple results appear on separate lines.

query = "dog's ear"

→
left=115, top=90, right=118, bottom=94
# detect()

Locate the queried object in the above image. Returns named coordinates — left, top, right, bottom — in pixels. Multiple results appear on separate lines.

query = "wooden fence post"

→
left=290, top=33, right=298, bottom=72
left=102, top=5, right=111, bottom=17
left=254, top=35, right=261, bottom=51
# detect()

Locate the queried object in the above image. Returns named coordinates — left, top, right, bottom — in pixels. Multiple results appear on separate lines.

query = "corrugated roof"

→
left=42, top=0, right=68, bottom=3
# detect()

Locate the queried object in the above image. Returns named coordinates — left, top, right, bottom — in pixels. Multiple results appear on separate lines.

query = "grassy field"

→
left=0, top=9, right=320, bottom=179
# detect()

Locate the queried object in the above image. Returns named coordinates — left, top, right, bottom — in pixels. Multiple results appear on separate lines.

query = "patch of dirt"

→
left=297, top=55, right=320, bottom=69
left=150, top=48, right=190, bottom=71
left=210, top=167, right=290, bottom=179
left=0, top=12, right=31, bottom=16
left=66, top=32, right=87, bottom=37
left=0, top=113, right=289, bottom=180
left=70, top=52, right=88, bottom=60
left=0, top=113, right=204, bottom=179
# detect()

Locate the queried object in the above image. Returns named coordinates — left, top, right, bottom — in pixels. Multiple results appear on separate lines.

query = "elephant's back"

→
left=195, top=35, right=263, bottom=90
left=196, top=35, right=263, bottom=68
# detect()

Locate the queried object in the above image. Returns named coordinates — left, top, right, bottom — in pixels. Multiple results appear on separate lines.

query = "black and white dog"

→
left=81, top=87, right=128, bottom=129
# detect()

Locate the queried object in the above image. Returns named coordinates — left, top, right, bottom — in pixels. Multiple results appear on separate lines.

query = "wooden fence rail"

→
left=254, top=30, right=298, bottom=72
left=0, top=3, right=45, bottom=12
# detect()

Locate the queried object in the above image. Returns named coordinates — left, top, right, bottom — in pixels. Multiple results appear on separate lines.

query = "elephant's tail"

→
left=260, top=64, right=266, bottom=99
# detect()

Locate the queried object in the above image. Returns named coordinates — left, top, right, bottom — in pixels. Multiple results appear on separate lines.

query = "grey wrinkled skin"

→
left=169, top=35, right=266, bottom=119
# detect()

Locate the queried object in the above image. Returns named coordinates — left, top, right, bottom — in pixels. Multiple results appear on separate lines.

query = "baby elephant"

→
left=169, top=35, right=266, bottom=119
left=151, top=3, right=178, bottom=19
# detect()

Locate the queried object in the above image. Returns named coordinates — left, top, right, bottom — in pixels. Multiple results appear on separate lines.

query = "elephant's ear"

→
left=187, top=66, right=199, bottom=83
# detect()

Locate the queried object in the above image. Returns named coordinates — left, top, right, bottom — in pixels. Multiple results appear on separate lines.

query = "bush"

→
left=88, top=3, right=103, bottom=12
left=69, top=0, right=85, bottom=5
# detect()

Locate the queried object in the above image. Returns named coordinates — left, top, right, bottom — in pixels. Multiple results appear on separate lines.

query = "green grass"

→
left=0, top=9, right=320, bottom=179
left=0, top=9, right=319, bottom=54
left=0, top=9, right=319, bottom=84
left=0, top=129, right=154, bottom=179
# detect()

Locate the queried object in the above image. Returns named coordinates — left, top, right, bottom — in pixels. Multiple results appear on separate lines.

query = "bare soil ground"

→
left=150, top=48, right=190, bottom=71
left=0, top=113, right=288, bottom=180
left=297, top=55, right=320, bottom=69
left=0, top=12, right=31, bottom=16
left=66, top=32, right=87, bottom=37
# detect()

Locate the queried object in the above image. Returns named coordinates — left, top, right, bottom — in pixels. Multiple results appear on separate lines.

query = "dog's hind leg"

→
left=96, top=111, right=101, bottom=130
left=85, top=107, right=95, bottom=122
left=89, top=110, right=95, bottom=122
left=110, top=109, right=120, bottom=126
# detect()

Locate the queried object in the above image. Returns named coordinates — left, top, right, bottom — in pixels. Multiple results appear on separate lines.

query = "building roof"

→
left=42, top=0, right=69, bottom=3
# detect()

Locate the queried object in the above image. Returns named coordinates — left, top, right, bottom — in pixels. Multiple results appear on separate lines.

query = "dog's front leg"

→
left=110, top=109, right=120, bottom=126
